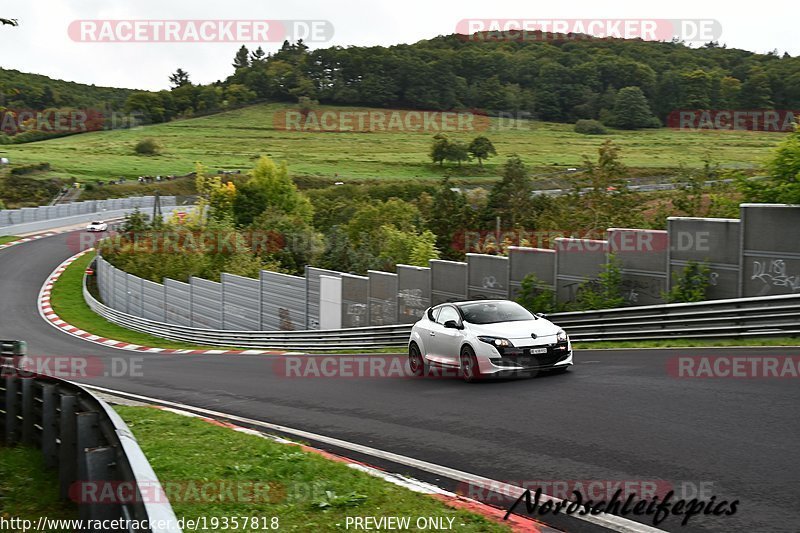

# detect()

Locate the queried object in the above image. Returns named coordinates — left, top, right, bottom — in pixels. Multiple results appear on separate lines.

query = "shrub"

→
left=664, top=260, right=711, bottom=303
left=516, top=273, right=557, bottom=314
left=134, top=138, right=161, bottom=156
left=574, top=119, right=607, bottom=135
left=567, top=255, right=626, bottom=311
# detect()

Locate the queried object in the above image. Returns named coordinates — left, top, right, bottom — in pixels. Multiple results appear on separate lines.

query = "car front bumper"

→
left=476, top=341, right=573, bottom=376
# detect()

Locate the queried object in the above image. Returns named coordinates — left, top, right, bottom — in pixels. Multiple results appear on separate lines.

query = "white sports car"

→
left=408, top=300, right=573, bottom=382
left=85, top=220, right=108, bottom=232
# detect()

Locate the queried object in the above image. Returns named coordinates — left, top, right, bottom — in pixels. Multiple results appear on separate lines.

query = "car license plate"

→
left=530, top=347, right=548, bottom=355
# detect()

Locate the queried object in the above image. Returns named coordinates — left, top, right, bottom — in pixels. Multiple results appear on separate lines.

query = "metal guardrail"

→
left=1, top=355, right=181, bottom=533
left=548, top=294, right=800, bottom=342
left=83, top=260, right=800, bottom=349
left=1, top=339, right=27, bottom=356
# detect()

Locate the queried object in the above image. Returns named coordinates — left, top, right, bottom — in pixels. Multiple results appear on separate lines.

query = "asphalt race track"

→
left=1, top=231, right=798, bottom=532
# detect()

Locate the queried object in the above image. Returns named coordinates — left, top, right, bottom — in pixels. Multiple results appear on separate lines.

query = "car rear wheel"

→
left=460, top=346, right=481, bottom=383
left=408, top=343, right=426, bottom=377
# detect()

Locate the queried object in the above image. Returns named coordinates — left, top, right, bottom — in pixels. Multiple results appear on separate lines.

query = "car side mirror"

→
left=443, top=320, right=462, bottom=330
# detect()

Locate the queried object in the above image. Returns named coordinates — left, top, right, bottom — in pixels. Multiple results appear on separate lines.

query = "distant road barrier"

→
left=0, top=196, right=182, bottom=236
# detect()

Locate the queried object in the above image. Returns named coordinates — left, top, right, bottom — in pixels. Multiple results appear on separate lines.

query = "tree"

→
left=468, top=136, right=497, bottom=166
left=739, top=68, right=773, bottom=109
left=429, top=177, right=471, bottom=259
left=739, top=121, right=800, bottom=203
left=485, top=155, right=533, bottom=228
left=680, top=69, right=712, bottom=109
left=233, top=156, right=313, bottom=226
left=430, top=133, right=451, bottom=166
left=606, top=86, right=659, bottom=129
left=233, top=45, right=250, bottom=70
left=250, top=46, right=267, bottom=64
left=169, top=68, right=191, bottom=89
left=446, top=141, right=470, bottom=166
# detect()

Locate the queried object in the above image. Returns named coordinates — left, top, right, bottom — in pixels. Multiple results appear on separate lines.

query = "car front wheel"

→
left=460, top=346, right=481, bottom=383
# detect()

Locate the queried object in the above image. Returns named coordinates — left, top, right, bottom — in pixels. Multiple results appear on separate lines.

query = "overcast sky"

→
left=2, top=0, right=796, bottom=91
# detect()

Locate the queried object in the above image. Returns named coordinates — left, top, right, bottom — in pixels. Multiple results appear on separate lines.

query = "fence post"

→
left=84, top=446, right=120, bottom=527
left=41, top=383, right=59, bottom=468
left=58, top=395, right=78, bottom=499
left=4, top=375, right=18, bottom=445
left=21, top=378, right=35, bottom=445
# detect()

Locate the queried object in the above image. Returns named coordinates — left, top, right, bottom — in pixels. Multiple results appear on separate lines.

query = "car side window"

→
left=427, top=307, right=441, bottom=322
left=436, top=306, right=460, bottom=325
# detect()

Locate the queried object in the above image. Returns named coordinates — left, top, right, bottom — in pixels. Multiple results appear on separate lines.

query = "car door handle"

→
left=429, top=331, right=436, bottom=336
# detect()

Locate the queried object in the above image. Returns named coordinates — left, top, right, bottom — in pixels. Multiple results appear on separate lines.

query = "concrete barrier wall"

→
left=508, top=247, right=555, bottom=299
left=341, top=273, right=369, bottom=328
left=93, top=204, right=800, bottom=329
left=667, top=217, right=741, bottom=300
left=740, top=204, right=800, bottom=297
left=466, top=254, right=509, bottom=300
left=368, top=270, right=398, bottom=326
left=555, top=238, right=608, bottom=302
left=430, top=260, right=467, bottom=305
left=396, top=265, right=431, bottom=324
left=608, top=228, right=668, bottom=306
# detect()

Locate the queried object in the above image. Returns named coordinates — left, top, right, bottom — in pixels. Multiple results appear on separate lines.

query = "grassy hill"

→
left=1, top=102, right=784, bottom=186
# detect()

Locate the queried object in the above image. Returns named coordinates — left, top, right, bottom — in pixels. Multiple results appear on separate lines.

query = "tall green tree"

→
left=233, top=45, right=250, bottom=70
left=606, top=86, right=658, bottom=129
left=485, top=155, right=533, bottom=228
left=468, top=136, right=497, bottom=166
left=169, top=68, right=191, bottom=89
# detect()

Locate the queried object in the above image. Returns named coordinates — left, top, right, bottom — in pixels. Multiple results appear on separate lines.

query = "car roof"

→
left=433, top=299, right=511, bottom=307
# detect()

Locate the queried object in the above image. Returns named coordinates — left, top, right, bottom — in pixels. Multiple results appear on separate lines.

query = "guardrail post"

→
left=59, top=394, right=78, bottom=499
left=41, top=384, right=59, bottom=468
left=84, top=446, right=121, bottom=529
left=21, top=378, right=35, bottom=445
left=4, top=375, right=18, bottom=445
left=77, top=411, right=101, bottom=478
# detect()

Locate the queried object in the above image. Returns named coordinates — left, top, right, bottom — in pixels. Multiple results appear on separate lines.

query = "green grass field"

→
left=112, top=406, right=510, bottom=532
left=3, top=103, right=785, bottom=184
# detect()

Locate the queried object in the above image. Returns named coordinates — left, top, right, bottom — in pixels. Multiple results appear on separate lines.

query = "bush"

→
left=516, top=273, right=557, bottom=314
left=664, top=260, right=711, bottom=303
left=10, top=162, right=50, bottom=175
left=134, top=138, right=161, bottom=156
left=574, top=119, right=607, bottom=135
left=567, top=255, right=626, bottom=311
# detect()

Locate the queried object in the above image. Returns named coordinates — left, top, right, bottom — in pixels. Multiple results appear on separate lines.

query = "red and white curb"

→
left=0, top=230, right=65, bottom=251
left=152, top=405, right=552, bottom=533
left=38, top=250, right=286, bottom=356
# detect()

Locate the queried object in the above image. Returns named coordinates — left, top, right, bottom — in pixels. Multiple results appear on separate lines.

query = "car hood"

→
left=466, top=319, right=561, bottom=344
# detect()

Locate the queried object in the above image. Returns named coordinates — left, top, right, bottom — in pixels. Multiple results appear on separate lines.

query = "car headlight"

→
left=478, top=336, right=513, bottom=348
left=556, top=329, right=568, bottom=342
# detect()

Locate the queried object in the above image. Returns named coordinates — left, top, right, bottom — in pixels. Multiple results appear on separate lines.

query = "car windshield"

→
left=90, top=221, right=103, bottom=225
left=457, top=301, right=534, bottom=324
